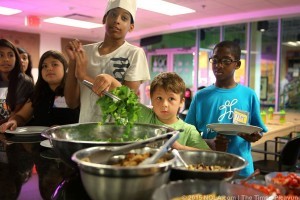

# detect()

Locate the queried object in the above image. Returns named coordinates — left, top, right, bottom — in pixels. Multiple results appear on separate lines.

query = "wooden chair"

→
left=252, top=136, right=300, bottom=174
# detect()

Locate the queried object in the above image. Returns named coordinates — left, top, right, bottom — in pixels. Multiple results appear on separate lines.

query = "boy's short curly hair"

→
left=150, top=72, right=186, bottom=99
left=214, top=40, right=241, bottom=60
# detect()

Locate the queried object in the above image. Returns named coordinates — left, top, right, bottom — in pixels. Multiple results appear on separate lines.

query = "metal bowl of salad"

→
left=72, top=147, right=175, bottom=200
left=41, top=122, right=175, bottom=168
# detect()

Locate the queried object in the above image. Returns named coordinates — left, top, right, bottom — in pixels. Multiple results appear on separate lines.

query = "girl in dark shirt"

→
left=0, top=39, right=34, bottom=125
left=0, top=50, right=79, bottom=130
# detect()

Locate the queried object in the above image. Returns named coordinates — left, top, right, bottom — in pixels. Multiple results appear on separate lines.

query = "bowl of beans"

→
left=170, top=150, right=248, bottom=181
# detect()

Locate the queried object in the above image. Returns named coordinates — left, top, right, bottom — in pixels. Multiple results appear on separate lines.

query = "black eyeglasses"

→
left=209, top=58, right=239, bottom=65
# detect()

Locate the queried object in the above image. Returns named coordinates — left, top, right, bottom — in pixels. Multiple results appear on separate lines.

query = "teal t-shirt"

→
left=136, top=104, right=210, bottom=150
left=185, top=84, right=268, bottom=177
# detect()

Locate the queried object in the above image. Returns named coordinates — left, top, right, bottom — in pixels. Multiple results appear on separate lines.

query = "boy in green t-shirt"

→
left=136, top=72, right=210, bottom=150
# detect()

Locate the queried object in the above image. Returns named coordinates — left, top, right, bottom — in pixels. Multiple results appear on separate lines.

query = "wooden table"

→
left=287, top=112, right=300, bottom=132
left=252, top=111, right=300, bottom=147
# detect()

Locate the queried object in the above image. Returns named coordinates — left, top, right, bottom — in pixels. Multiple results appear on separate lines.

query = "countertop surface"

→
left=252, top=111, right=300, bottom=146
left=1, top=111, right=299, bottom=200
left=0, top=134, right=91, bottom=200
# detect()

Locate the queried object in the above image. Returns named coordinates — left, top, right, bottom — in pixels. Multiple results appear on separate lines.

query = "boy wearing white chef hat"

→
left=64, top=0, right=150, bottom=123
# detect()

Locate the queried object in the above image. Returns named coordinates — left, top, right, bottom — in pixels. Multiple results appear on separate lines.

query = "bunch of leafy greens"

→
left=96, top=86, right=141, bottom=140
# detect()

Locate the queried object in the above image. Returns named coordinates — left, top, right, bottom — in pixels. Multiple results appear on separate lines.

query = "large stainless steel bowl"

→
left=151, top=179, right=270, bottom=200
left=41, top=122, right=175, bottom=167
left=72, top=147, right=175, bottom=200
left=170, top=150, right=248, bottom=181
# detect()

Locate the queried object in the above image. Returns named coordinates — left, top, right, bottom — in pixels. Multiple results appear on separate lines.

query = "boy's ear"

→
left=180, top=97, right=185, bottom=108
left=102, top=14, right=107, bottom=24
left=235, top=60, right=241, bottom=69
left=128, top=24, right=134, bottom=32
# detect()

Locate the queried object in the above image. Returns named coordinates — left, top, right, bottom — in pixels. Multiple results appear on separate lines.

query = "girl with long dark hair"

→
left=17, top=47, right=34, bottom=82
left=0, top=39, right=34, bottom=125
left=0, top=50, right=79, bottom=130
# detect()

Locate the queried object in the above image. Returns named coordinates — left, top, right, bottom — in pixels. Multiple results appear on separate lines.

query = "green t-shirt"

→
left=136, top=104, right=210, bottom=150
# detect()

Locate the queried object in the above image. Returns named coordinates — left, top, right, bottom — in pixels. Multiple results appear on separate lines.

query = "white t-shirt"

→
left=280, top=78, right=289, bottom=104
left=79, top=41, right=150, bottom=123
left=0, top=87, right=9, bottom=120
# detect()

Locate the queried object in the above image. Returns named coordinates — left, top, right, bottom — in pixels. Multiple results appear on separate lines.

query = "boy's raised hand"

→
left=65, top=39, right=82, bottom=61
left=74, top=44, right=88, bottom=81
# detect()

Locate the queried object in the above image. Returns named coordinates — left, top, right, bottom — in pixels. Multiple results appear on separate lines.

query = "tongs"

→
left=86, top=131, right=179, bottom=164
left=82, top=80, right=121, bottom=102
left=139, top=131, right=180, bottom=165
left=172, top=149, right=189, bottom=168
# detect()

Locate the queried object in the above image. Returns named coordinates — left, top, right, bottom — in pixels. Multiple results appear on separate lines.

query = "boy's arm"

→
left=124, top=80, right=142, bottom=94
left=182, top=125, right=212, bottom=150
left=135, top=104, right=153, bottom=123
left=64, top=59, right=80, bottom=109
left=64, top=40, right=82, bottom=109
left=204, top=135, right=229, bottom=151
left=171, top=141, right=201, bottom=151
left=250, top=92, right=268, bottom=132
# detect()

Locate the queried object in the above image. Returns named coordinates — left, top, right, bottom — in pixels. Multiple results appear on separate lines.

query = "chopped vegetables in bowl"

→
left=265, top=172, right=300, bottom=196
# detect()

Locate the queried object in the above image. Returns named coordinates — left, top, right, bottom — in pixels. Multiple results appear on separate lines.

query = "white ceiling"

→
left=0, top=0, right=300, bottom=43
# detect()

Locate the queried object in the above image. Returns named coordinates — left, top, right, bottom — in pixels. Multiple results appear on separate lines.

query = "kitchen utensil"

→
left=72, top=147, right=175, bottom=200
left=170, top=150, right=248, bottom=181
left=140, top=131, right=179, bottom=165
left=41, top=122, right=175, bottom=168
left=90, top=131, right=177, bottom=164
left=171, top=149, right=188, bottom=168
left=82, top=80, right=121, bottom=102
left=240, top=169, right=260, bottom=184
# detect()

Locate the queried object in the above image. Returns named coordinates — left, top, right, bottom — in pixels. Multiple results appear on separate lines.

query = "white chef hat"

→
left=104, top=0, right=137, bottom=23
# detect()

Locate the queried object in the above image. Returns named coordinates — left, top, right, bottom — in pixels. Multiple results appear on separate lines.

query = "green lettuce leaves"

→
left=96, top=86, right=140, bottom=136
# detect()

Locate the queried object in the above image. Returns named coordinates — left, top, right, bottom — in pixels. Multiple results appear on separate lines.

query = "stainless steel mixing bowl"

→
left=72, top=147, right=175, bottom=200
left=151, top=179, right=270, bottom=200
left=170, top=150, right=248, bottom=181
left=41, top=122, right=175, bottom=167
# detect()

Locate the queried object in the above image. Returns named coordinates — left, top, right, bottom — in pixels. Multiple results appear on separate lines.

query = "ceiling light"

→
left=257, top=21, right=269, bottom=32
left=282, top=42, right=299, bottom=47
left=138, top=0, right=195, bottom=16
left=0, top=6, right=22, bottom=15
left=287, top=42, right=297, bottom=46
left=44, top=17, right=103, bottom=29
